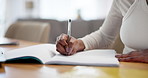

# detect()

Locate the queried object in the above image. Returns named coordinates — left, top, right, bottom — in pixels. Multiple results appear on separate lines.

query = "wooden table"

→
left=0, top=38, right=148, bottom=78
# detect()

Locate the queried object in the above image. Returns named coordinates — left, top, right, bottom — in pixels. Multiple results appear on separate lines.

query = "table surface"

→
left=0, top=38, right=148, bottom=78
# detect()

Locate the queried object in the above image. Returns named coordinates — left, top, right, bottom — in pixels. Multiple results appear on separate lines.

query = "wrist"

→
left=77, top=39, right=85, bottom=51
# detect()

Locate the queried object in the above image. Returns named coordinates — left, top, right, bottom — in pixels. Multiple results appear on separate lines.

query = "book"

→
left=0, top=38, right=19, bottom=45
left=0, top=48, right=5, bottom=68
left=1, top=44, right=119, bottom=67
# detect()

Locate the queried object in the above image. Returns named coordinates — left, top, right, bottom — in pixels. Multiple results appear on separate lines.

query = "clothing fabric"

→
left=80, top=0, right=148, bottom=54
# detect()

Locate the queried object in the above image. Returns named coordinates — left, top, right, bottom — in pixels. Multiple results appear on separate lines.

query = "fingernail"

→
left=115, top=54, right=122, bottom=58
left=118, top=58, right=121, bottom=61
left=115, top=55, right=119, bottom=58
left=68, top=49, right=73, bottom=55
left=66, top=48, right=69, bottom=53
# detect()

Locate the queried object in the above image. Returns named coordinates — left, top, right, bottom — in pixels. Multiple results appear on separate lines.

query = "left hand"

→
left=115, top=49, right=148, bottom=63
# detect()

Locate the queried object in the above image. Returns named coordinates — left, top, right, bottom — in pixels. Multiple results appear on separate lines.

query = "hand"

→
left=56, top=33, right=85, bottom=56
left=115, top=49, right=148, bottom=63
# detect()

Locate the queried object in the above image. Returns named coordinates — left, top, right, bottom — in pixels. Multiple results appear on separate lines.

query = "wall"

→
left=4, top=0, right=40, bottom=34
left=3, top=0, right=112, bottom=37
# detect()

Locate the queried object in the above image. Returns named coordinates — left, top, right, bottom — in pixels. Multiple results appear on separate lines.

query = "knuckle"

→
left=56, top=43, right=60, bottom=47
left=128, top=57, right=135, bottom=60
left=128, top=51, right=135, bottom=55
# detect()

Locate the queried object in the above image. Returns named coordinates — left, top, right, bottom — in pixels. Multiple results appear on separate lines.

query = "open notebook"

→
left=0, top=38, right=19, bottom=45
left=2, top=44, right=119, bottom=67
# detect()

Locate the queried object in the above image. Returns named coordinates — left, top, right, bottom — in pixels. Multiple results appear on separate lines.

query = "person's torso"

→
left=120, top=0, right=148, bottom=53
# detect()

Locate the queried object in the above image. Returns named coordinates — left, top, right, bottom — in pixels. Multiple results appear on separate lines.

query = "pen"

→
left=67, top=19, right=72, bottom=55
left=67, top=19, right=71, bottom=37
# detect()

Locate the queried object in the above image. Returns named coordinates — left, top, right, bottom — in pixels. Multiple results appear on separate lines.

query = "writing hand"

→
left=115, top=49, right=148, bottom=63
left=56, top=33, right=85, bottom=56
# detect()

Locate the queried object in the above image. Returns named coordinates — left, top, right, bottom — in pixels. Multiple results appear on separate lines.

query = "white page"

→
left=0, top=48, right=6, bottom=62
left=5, top=44, right=57, bottom=64
left=46, top=50, right=119, bottom=66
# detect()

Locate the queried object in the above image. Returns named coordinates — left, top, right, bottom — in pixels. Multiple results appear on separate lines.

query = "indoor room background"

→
left=0, top=0, right=113, bottom=43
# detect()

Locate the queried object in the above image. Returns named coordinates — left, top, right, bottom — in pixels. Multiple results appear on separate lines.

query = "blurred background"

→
left=0, top=0, right=113, bottom=43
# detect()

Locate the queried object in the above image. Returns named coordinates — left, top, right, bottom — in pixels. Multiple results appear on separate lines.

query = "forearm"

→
left=80, top=0, right=123, bottom=50
left=80, top=30, right=116, bottom=50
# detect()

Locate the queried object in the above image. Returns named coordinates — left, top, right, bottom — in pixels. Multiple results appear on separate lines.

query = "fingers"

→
left=115, top=51, right=148, bottom=63
left=56, top=33, right=80, bottom=56
left=115, top=51, right=140, bottom=58
left=67, top=42, right=77, bottom=55
left=60, top=34, right=69, bottom=41
left=58, top=39, right=68, bottom=46
left=56, top=34, right=77, bottom=56
left=56, top=43, right=67, bottom=55
left=118, top=56, right=145, bottom=63
left=56, top=34, right=68, bottom=55
left=65, top=42, right=76, bottom=56
left=65, top=38, right=85, bottom=56
left=115, top=54, right=130, bottom=58
left=56, top=34, right=68, bottom=46
left=68, top=49, right=77, bottom=56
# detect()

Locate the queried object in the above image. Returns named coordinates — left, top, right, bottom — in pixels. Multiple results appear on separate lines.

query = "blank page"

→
left=47, top=49, right=119, bottom=66
left=5, top=44, right=57, bottom=64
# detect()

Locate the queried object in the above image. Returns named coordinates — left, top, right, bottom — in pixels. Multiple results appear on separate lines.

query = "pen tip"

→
left=69, top=19, right=71, bottom=22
